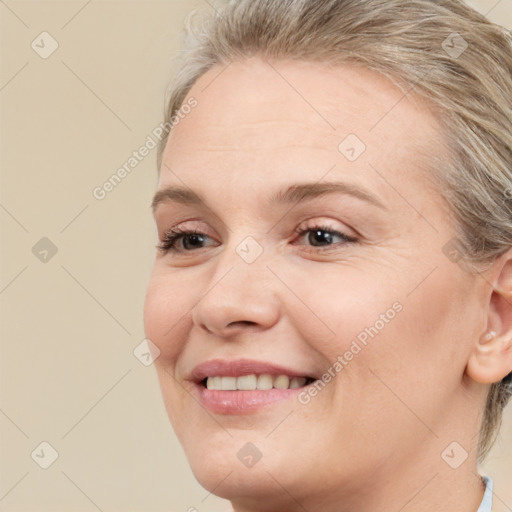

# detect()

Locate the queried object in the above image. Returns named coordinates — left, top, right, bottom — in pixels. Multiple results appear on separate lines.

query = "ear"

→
left=466, top=248, right=512, bottom=384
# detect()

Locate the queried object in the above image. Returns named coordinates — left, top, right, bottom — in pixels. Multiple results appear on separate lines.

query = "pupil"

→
left=310, top=229, right=332, bottom=246
left=184, top=234, right=204, bottom=249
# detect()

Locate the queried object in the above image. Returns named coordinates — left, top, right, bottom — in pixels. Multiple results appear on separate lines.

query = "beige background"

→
left=0, top=1, right=511, bottom=511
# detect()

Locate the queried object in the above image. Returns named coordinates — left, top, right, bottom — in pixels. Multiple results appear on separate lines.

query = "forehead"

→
left=159, top=57, right=444, bottom=203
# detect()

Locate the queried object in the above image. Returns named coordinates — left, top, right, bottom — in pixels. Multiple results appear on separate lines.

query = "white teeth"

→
left=237, top=374, right=257, bottom=390
left=273, top=375, right=290, bottom=389
left=206, top=376, right=219, bottom=390
left=220, top=376, right=237, bottom=391
left=257, top=374, right=273, bottom=390
left=205, top=374, right=309, bottom=391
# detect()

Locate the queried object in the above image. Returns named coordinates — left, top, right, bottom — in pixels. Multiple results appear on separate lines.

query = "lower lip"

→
left=196, top=384, right=304, bottom=414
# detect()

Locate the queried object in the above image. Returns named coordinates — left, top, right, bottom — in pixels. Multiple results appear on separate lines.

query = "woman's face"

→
left=144, top=58, right=489, bottom=508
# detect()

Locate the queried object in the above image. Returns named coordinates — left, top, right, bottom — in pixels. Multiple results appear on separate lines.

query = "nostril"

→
left=228, top=321, right=256, bottom=327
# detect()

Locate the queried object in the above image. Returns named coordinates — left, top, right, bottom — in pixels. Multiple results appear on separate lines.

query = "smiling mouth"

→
left=202, top=374, right=316, bottom=391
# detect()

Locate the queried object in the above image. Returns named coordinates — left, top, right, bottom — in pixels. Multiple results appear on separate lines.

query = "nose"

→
left=191, top=248, right=281, bottom=338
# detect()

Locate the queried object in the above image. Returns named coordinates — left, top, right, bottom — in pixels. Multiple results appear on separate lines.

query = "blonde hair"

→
left=157, top=0, right=512, bottom=461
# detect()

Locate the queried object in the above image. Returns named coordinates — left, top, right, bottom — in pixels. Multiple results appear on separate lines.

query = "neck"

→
left=230, top=452, right=486, bottom=512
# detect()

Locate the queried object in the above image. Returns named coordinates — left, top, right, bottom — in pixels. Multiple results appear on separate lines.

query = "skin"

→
left=144, top=57, right=512, bottom=512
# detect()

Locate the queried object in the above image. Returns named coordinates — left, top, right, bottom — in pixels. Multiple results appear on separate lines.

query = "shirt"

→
left=477, top=476, right=493, bottom=512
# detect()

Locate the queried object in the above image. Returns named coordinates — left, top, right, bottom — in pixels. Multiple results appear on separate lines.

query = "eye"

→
left=157, top=228, right=216, bottom=254
left=293, top=223, right=357, bottom=250
left=157, top=223, right=357, bottom=255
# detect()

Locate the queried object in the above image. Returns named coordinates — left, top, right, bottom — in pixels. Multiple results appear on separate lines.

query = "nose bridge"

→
left=191, top=235, right=281, bottom=336
left=211, top=229, right=274, bottom=291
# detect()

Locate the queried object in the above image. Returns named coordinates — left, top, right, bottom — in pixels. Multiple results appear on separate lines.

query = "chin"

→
left=191, top=459, right=308, bottom=509
left=179, top=430, right=303, bottom=499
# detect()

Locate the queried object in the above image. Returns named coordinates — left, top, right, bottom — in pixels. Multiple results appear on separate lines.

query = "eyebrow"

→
left=151, top=181, right=387, bottom=212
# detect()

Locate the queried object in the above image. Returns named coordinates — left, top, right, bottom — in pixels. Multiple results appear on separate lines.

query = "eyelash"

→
left=156, top=224, right=357, bottom=255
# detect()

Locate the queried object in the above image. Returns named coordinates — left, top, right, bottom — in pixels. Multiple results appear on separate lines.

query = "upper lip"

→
left=190, top=358, right=317, bottom=383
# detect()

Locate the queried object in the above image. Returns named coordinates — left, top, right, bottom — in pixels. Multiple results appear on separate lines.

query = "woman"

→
left=144, top=1, right=512, bottom=510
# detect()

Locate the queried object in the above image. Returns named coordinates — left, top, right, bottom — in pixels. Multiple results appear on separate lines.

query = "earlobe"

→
left=466, top=250, right=512, bottom=385
left=467, top=330, right=512, bottom=384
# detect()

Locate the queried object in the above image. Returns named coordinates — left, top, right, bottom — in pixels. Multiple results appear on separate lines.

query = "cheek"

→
left=144, top=276, right=191, bottom=432
left=341, top=266, right=478, bottom=424
left=291, top=260, right=470, bottom=407
left=143, top=271, right=192, bottom=362
left=285, top=263, right=403, bottom=358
